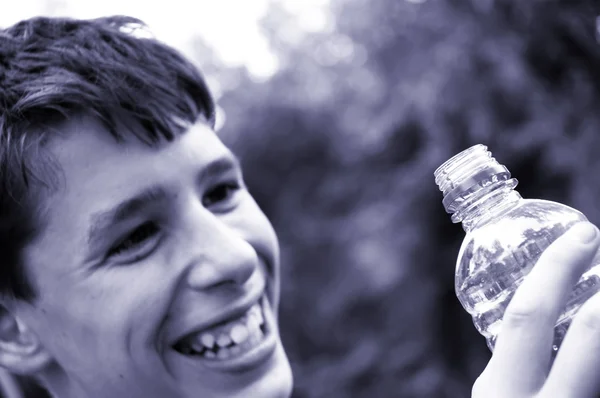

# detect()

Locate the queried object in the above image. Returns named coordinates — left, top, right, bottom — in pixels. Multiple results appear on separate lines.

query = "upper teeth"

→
left=230, top=324, right=249, bottom=344
left=189, top=302, right=264, bottom=352
left=200, top=333, right=215, bottom=348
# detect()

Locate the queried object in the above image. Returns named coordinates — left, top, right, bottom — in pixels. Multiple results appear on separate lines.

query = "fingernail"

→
left=571, top=223, right=598, bottom=243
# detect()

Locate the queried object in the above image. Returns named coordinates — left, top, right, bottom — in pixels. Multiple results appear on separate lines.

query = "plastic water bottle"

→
left=434, top=144, right=600, bottom=354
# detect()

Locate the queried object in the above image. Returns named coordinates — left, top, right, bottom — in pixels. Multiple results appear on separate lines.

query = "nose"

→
left=182, top=208, right=257, bottom=290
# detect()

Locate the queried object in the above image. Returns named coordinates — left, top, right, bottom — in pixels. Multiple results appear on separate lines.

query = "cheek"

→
left=234, top=199, right=281, bottom=307
left=33, top=275, right=169, bottom=375
left=22, top=296, right=110, bottom=376
left=35, top=268, right=159, bottom=347
left=35, top=290, right=116, bottom=347
left=236, top=199, right=279, bottom=266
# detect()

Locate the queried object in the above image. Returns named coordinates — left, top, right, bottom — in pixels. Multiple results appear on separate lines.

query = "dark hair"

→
left=0, top=15, right=216, bottom=301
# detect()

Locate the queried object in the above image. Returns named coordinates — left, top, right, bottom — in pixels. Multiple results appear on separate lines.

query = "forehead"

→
left=48, top=113, right=226, bottom=177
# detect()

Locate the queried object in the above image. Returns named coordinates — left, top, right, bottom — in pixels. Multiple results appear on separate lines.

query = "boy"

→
left=0, top=15, right=599, bottom=398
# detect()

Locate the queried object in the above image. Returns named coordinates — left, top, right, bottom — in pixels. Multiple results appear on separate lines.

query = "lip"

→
left=171, top=289, right=265, bottom=348
left=174, top=295, right=277, bottom=373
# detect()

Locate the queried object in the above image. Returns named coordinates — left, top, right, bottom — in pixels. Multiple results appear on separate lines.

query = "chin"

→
left=245, top=342, right=293, bottom=398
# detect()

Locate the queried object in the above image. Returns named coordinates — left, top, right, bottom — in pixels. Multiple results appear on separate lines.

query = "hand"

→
left=472, top=222, right=600, bottom=398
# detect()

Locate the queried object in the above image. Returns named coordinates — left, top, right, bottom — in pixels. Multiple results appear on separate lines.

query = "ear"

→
left=0, top=306, right=52, bottom=375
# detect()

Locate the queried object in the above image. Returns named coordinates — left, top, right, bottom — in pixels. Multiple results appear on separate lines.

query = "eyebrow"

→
left=86, top=154, right=242, bottom=245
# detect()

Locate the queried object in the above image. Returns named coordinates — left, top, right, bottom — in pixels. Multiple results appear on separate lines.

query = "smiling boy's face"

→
left=9, top=114, right=293, bottom=398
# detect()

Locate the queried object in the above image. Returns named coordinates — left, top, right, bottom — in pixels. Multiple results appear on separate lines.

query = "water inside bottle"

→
left=456, top=204, right=600, bottom=354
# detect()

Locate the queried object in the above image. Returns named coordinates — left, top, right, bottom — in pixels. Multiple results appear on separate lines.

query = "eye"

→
left=109, top=221, right=160, bottom=257
left=202, top=181, right=241, bottom=208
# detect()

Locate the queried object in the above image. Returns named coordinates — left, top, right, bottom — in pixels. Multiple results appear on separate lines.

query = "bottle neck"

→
left=452, top=179, right=522, bottom=232
left=434, top=144, right=522, bottom=233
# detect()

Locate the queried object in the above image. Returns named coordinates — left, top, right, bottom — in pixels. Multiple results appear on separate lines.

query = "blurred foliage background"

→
left=8, top=0, right=600, bottom=397
left=219, top=1, right=600, bottom=397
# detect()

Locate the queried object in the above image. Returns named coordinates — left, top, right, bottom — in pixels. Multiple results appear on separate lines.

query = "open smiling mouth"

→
left=172, top=294, right=276, bottom=371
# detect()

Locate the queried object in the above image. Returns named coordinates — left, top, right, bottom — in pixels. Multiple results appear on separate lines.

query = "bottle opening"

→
left=434, top=144, right=514, bottom=215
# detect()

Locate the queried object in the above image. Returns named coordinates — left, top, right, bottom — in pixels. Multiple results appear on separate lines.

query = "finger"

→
left=487, top=222, right=600, bottom=395
left=540, top=286, right=600, bottom=397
